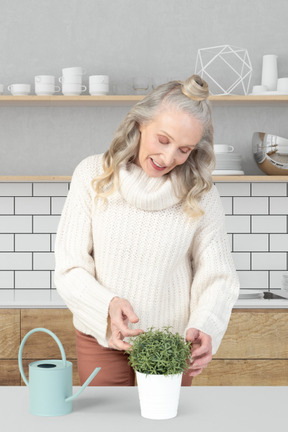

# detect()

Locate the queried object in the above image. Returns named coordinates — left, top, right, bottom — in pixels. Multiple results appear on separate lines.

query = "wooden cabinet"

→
left=0, top=308, right=288, bottom=386
left=0, top=310, right=20, bottom=385
left=193, top=309, right=288, bottom=386
left=0, top=308, right=80, bottom=386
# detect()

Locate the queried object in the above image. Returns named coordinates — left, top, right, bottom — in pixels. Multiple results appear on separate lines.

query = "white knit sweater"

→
left=54, top=153, right=240, bottom=354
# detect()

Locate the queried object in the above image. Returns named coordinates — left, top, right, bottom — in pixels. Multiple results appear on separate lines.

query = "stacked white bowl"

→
left=60, top=67, right=87, bottom=95
left=212, top=144, right=244, bottom=175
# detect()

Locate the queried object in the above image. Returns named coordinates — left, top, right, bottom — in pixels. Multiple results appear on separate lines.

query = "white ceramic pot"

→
left=135, top=371, right=182, bottom=420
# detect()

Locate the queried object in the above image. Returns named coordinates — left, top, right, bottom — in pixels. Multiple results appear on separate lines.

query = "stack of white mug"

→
left=35, top=76, right=60, bottom=95
left=59, top=67, right=87, bottom=95
left=3, top=67, right=110, bottom=96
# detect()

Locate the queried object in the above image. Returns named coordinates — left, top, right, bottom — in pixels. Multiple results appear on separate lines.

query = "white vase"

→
left=135, top=371, right=182, bottom=420
left=261, top=54, right=278, bottom=91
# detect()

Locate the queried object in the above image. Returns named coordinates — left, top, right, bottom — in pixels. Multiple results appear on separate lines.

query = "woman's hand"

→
left=107, top=296, right=144, bottom=351
left=185, top=328, right=212, bottom=377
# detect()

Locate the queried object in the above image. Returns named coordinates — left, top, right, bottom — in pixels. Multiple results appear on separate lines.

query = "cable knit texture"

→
left=54, top=153, right=240, bottom=354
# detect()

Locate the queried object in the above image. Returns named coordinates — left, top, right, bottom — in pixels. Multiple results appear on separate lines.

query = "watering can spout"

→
left=65, top=367, right=101, bottom=402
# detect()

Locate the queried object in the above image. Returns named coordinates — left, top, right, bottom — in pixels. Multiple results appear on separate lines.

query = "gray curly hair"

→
left=91, top=74, right=215, bottom=219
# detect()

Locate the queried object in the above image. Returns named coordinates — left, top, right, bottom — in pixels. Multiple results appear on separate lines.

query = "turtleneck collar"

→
left=118, top=162, right=181, bottom=211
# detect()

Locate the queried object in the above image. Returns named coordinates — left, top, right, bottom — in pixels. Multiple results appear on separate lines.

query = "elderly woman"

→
left=54, top=74, right=240, bottom=387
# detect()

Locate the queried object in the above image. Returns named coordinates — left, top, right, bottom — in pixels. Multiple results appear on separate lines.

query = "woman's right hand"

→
left=107, top=296, right=144, bottom=351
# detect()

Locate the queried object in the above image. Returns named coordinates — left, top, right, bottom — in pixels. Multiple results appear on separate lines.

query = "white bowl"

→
left=214, top=144, right=234, bottom=153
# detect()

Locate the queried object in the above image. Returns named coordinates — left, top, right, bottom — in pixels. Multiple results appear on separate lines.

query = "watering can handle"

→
left=18, top=327, right=67, bottom=386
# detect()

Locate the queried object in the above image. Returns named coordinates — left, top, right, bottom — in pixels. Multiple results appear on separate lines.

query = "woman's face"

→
left=135, top=108, right=203, bottom=177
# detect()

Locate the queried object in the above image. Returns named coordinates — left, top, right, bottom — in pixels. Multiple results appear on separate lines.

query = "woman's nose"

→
left=162, top=148, right=176, bottom=167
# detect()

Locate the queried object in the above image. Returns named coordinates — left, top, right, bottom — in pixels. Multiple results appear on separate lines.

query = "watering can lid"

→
left=29, top=359, right=72, bottom=370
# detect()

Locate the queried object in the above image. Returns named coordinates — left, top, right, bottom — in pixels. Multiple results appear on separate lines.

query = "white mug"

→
left=35, top=83, right=61, bottom=95
left=89, top=83, right=109, bottom=95
left=214, top=144, right=234, bottom=153
left=277, top=78, right=288, bottom=93
left=8, top=84, right=31, bottom=95
left=89, top=75, right=109, bottom=84
left=62, top=83, right=87, bottom=95
left=59, top=75, right=82, bottom=84
left=0, top=84, right=4, bottom=94
left=35, top=75, right=55, bottom=84
left=62, top=67, right=86, bottom=76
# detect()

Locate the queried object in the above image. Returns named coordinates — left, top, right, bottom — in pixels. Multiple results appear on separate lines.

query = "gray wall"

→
left=1, top=0, right=288, bottom=175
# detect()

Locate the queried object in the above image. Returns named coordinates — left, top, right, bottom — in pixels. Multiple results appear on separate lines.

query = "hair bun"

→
left=181, top=74, right=209, bottom=101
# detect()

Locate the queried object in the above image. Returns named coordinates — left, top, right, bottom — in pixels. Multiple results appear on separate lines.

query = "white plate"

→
left=238, top=290, right=264, bottom=299
left=212, top=169, right=245, bottom=175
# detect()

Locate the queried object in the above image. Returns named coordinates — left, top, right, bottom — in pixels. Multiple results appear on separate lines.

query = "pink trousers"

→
left=75, top=329, right=193, bottom=386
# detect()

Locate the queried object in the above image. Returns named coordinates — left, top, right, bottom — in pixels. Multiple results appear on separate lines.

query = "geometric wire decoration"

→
left=195, top=45, right=253, bottom=95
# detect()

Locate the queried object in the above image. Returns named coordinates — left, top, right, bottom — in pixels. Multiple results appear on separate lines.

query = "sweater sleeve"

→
left=184, top=185, right=240, bottom=355
left=54, top=156, right=117, bottom=346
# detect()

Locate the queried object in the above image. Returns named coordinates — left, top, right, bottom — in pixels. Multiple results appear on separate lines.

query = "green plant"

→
left=125, top=326, right=192, bottom=376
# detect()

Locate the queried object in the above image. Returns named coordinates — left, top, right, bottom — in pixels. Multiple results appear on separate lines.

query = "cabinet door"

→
left=20, top=309, right=76, bottom=358
left=20, top=309, right=79, bottom=385
left=193, top=310, right=288, bottom=386
left=0, top=310, right=20, bottom=385
left=193, top=359, right=288, bottom=386
left=214, top=310, right=288, bottom=359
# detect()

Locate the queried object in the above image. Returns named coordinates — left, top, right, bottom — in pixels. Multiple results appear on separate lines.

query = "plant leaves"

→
left=125, top=326, right=192, bottom=375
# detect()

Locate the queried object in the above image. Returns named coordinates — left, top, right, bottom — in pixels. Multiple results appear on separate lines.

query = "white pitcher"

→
left=261, top=54, right=278, bottom=91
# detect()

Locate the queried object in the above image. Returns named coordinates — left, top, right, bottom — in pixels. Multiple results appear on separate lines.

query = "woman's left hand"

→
left=185, top=328, right=212, bottom=377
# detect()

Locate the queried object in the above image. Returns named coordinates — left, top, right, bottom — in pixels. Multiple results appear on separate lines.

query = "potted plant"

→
left=125, top=326, right=192, bottom=420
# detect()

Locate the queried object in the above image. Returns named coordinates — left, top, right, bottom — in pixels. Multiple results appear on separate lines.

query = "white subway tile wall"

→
left=0, top=181, right=287, bottom=305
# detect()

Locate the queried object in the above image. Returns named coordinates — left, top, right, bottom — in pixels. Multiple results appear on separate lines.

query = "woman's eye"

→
left=158, top=136, right=169, bottom=144
left=180, top=148, right=191, bottom=154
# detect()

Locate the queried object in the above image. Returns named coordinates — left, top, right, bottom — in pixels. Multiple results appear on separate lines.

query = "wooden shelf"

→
left=213, top=175, right=288, bottom=182
left=1, top=94, right=288, bottom=106
left=0, top=176, right=72, bottom=181
left=0, top=175, right=287, bottom=182
left=209, top=95, right=288, bottom=103
left=0, top=95, right=143, bottom=107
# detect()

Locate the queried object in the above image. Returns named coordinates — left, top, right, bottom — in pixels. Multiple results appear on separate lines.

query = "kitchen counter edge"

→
left=1, top=299, right=288, bottom=309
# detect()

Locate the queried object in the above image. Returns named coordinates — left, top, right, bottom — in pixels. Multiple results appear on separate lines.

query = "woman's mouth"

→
left=150, top=157, right=166, bottom=171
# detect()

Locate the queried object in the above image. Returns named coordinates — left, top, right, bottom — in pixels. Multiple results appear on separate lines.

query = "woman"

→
left=54, top=74, right=240, bottom=386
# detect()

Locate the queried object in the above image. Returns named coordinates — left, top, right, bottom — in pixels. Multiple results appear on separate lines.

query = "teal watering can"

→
left=18, top=327, right=101, bottom=416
